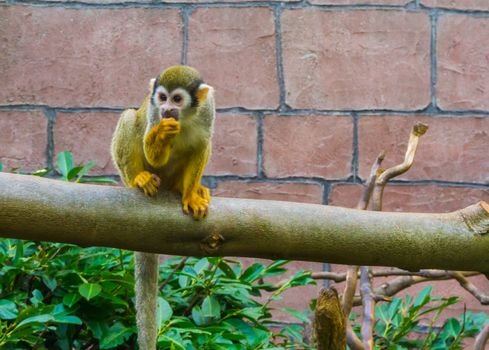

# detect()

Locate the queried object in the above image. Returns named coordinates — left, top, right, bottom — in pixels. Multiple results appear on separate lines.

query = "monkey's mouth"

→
left=161, top=109, right=179, bottom=120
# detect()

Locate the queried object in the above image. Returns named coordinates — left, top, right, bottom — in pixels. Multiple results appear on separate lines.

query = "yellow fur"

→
left=111, top=65, right=215, bottom=218
left=111, top=66, right=215, bottom=350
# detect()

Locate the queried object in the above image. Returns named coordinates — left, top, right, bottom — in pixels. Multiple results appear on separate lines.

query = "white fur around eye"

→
left=171, top=88, right=191, bottom=108
left=154, top=86, right=169, bottom=104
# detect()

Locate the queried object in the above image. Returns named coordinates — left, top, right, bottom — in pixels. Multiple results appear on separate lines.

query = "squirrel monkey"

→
left=111, top=66, right=215, bottom=350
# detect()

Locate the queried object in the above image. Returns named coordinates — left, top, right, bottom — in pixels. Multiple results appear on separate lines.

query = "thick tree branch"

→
left=0, top=173, right=488, bottom=271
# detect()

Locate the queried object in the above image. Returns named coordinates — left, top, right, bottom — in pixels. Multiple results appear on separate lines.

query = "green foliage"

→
left=1, top=150, right=116, bottom=184
left=0, top=243, right=315, bottom=349
left=156, top=257, right=315, bottom=350
left=350, top=285, right=489, bottom=350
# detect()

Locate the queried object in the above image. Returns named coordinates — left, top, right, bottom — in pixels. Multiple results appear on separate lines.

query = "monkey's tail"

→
left=135, top=252, right=159, bottom=350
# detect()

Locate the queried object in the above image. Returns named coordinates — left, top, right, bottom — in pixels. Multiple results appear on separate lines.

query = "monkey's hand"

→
left=155, top=118, right=180, bottom=142
left=183, top=190, right=209, bottom=220
left=133, top=171, right=161, bottom=197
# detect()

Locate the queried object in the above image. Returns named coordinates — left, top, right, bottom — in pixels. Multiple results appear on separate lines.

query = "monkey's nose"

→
left=162, top=109, right=179, bottom=120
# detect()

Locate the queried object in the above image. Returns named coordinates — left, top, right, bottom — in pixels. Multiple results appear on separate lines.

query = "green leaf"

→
left=75, top=160, right=96, bottom=182
left=78, top=283, right=102, bottom=301
left=413, top=285, right=432, bottom=308
left=67, top=166, right=84, bottom=181
left=17, top=314, right=54, bottom=328
left=241, top=263, right=266, bottom=283
left=62, top=293, right=81, bottom=308
left=158, top=334, right=186, bottom=350
left=99, top=322, right=134, bottom=349
left=31, top=168, right=50, bottom=177
left=42, top=275, right=57, bottom=291
left=57, top=151, right=74, bottom=180
left=194, top=258, right=209, bottom=274
left=54, top=314, right=83, bottom=325
left=192, top=306, right=205, bottom=326
left=202, top=295, right=221, bottom=319
left=279, top=308, right=310, bottom=323
left=157, top=297, right=173, bottom=329
left=0, top=161, right=2, bottom=172
left=78, top=177, right=118, bottom=184
left=30, top=289, right=44, bottom=306
left=444, top=318, right=461, bottom=338
left=0, top=299, right=18, bottom=319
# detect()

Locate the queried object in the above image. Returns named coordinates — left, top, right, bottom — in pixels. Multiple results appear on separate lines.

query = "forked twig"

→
left=371, top=122, right=428, bottom=211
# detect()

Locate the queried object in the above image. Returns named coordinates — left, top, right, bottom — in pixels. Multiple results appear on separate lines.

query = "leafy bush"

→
left=350, top=285, right=489, bottom=350
left=0, top=243, right=315, bottom=349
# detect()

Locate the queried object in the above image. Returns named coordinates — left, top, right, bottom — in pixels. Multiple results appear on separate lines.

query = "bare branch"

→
left=449, top=271, right=489, bottom=305
left=474, top=323, right=489, bottom=350
left=342, top=151, right=385, bottom=316
left=357, top=151, right=385, bottom=211
left=372, top=122, right=429, bottom=211
left=347, top=323, right=365, bottom=350
left=360, top=266, right=375, bottom=350
left=312, top=269, right=480, bottom=282
left=0, top=173, right=488, bottom=271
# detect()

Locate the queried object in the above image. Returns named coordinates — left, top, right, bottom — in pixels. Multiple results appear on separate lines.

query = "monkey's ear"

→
left=196, top=84, right=213, bottom=105
left=148, top=78, right=156, bottom=92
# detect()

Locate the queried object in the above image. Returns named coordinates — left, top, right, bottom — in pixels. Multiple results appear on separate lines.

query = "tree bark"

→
left=0, top=172, right=488, bottom=271
left=314, top=288, right=346, bottom=350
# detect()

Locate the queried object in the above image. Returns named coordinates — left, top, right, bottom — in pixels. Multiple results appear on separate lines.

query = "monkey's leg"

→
left=181, top=146, right=211, bottom=219
left=144, top=118, right=180, bottom=168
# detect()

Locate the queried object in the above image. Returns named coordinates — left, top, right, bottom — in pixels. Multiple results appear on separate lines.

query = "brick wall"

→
left=1, top=0, right=488, bottom=322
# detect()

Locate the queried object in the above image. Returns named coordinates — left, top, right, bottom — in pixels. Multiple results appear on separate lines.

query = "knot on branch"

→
left=200, top=232, right=225, bottom=254
left=460, top=201, right=489, bottom=236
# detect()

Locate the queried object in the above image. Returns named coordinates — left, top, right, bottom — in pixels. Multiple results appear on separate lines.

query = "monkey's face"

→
left=152, top=85, right=193, bottom=121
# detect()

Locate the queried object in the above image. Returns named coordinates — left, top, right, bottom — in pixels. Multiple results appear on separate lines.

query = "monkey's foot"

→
left=183, top=191, right=209, bottom=220
left=133, top=171, right=161, bottom=197
left=197, top=185, right=211, bottom=203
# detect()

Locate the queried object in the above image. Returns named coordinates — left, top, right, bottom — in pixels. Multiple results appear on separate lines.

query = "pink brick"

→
left=0, top=7, right=181, bottom=107
left=188, top=8, right=279, bottom=109
left=54, top=112, right=120, bottom=175
left=213, top=181, right=324, bottom=204
left=205, top=115, right=257, bottom=176
left=438, top=16, right=489, bottom=110
left=358, top=116, right=489, bottom=183
left=0, top=111, right=47, bottom=171
left=263, top=115, right=352, bottom=179
left=330, top=184, right=489, bottom=212
left=422, top=0, right=489, bottom=10
left=311, top=0, right=409, bottom=3
left=282, top=10, right=431, bottom=110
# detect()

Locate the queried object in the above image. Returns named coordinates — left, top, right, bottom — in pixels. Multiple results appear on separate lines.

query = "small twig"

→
left=474, top=323, right=489, bottom=350
left=342, top=152, right=385, bottom=317
left=160, top=257, right=189, bottom=292
left=371, top=122, right=428, bottom=211
left=312, top=269, right=480, bottom=282
left=347, top=323, right=365, bottom=350
left=350, top=271, right=480, bottom=306
left=449, top=271, right=489, bottom=305
left=360, top=266, right=375, bottom=350
left=356, top=151, right=385, bottom=211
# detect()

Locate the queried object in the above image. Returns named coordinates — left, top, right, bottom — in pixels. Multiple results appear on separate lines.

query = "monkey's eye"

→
left=159, top=93, right=167, bottom=102
left=172, top=94, right=183, bottom=104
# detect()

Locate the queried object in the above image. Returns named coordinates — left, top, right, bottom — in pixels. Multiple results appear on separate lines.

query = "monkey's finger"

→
left=182, top=203, right=190, bottom=215
left=151, top=174, right=161, bottom=187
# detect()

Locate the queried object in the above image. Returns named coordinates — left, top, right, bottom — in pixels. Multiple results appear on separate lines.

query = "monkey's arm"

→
left=181, top=143, right=211, bottom=219
left=143, top=118, right=180, bottom=169
left=111, top=109, right=160, bottom=196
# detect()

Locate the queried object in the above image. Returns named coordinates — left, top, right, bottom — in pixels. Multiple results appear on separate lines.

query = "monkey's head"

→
left=150, top=66, right=212, bottom=121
